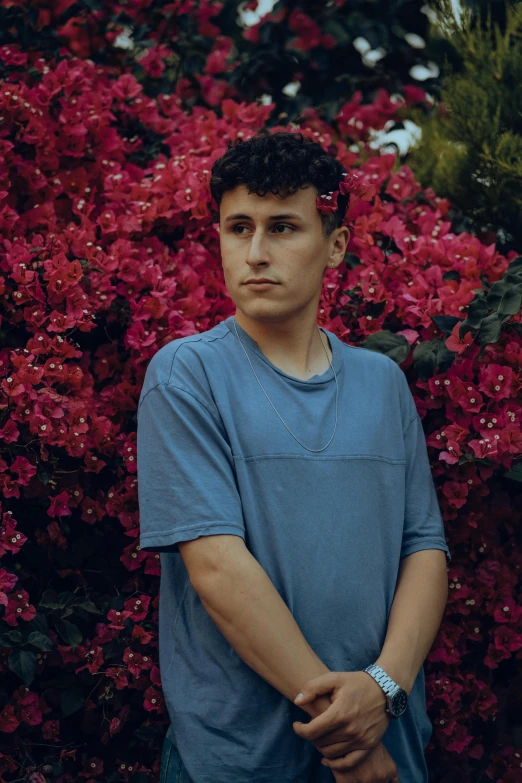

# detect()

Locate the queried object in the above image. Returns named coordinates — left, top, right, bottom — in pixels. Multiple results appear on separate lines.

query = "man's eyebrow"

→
left=224, top=212, right=304, bottom=222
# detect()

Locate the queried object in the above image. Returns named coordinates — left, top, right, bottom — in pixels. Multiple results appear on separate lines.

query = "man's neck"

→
left=233, top=313, right=332, bottom=381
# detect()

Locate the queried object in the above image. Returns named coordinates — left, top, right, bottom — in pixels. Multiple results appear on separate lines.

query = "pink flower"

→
left=316, top=190, right=339, bottom=215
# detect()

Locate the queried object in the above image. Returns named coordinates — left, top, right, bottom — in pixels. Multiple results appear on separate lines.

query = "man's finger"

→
left=322, top=748, right=370, bottom=771
left=293, top=705, right=342, bottom=740
left=316, top=740, right=356, bottom=760
left=295, top=672, right=343, bottom=704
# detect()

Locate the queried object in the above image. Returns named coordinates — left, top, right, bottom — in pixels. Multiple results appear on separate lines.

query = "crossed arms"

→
left=179, top=533, right=448, bottom=761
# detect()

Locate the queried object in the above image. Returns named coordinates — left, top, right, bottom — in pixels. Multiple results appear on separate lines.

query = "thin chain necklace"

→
left=231, top=317, right=338, bottom=453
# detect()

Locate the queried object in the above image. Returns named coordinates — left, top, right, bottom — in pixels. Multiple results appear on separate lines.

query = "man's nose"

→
left=246, top=229, right=269, bottom=262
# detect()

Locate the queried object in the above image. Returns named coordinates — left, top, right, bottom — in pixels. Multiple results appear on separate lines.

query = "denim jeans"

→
left=159, top=733, right=331, bottom=782
left=160, top=735, right=192, bottom=783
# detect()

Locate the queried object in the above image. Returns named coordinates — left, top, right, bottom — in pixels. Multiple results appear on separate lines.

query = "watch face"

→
left=391, top=690, right=408, bottom=717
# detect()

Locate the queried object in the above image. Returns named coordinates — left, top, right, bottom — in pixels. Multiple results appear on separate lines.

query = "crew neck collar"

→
left=224, top=315, right=343, bottom=386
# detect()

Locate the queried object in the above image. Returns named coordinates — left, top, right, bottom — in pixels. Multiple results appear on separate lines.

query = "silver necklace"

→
left=231, top=317, right=338, bottom=453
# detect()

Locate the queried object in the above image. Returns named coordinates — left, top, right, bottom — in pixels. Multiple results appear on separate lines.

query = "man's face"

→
left=218, top=184, right=345, bottom=323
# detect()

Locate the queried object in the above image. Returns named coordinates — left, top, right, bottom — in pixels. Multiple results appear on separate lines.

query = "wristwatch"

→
left=363, top=663, right=409, bottom=718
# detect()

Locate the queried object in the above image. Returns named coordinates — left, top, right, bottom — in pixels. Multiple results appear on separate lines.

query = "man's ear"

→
left=331, top=225, right=349, bottom=259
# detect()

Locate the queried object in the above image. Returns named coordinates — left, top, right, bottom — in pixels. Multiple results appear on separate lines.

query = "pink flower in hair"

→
left=316, top=189, right=339, bottom=215
left=316, top=170, right=377, bottom=217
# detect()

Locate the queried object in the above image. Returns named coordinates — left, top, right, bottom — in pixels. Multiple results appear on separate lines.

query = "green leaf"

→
left=61, top=687, right=84, bottom=717
left=478, top=312, right=503, bottom=345
left=28, top=613, right=48, bottom=634
left=458, top=321, right=476, bottom=342
left=412, top=340, right=434, bottom=376
left=436, top=342, right=457, bottom=374
left=463, top=296, right=489, bottom=328
left=322, top=18, right=350, bottom=45
left=182, top=54, right=206, bottom=76
left=343, top=252, right=363, bottom=270
left=360, top=330, right=410, bottom=364
left=442, top=270, right=461, bottom=281
left=413, top=339, right=456, bottom=380
left=40, top=590, right=77, bottom=612
left=431, top=315, right=461, bottom=334
left=56, top=591, right=77, bottom=607
left=103, top=638, right=128, bottom=661
left=0, top=630, right=24, bottom=646
left=58, top=2, right=83, bottom=25
left=27, top=631, right=54, bottom=652
left=54, top=618, right=83, bottom=649
left=497, top=284, right=522, bottom=315
left=486, top=273, right=522, bottom=310
left=366, top=300, right=387, bottom=318
left=503, top=462, right=522, bottom=482
left=39, top=589, right=66, bottom=610
left=507, top=255, right=522, bottom=275
left=72, top=600, right=103, bottom=615
left=8, top=650, right=36, bottom=686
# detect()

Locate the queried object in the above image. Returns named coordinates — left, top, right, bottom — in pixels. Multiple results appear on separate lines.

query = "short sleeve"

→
left=401, top=409, right=451, bottom=565
left=137, top=382, right=246, bottom=553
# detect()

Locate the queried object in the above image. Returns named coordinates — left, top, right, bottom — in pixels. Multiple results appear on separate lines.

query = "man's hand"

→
left=329, top=742, right=400, bottom=782
left=292, top=671, right=391, bottom=770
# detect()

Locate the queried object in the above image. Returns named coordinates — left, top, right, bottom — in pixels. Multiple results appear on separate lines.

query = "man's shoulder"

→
left=339, top=339, right=402, bottom=375
left=139, top=320, right=231, bottom=402
left=338, top=339, right=414, bottom=422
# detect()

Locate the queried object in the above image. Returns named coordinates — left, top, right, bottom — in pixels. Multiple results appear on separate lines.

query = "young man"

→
left=137, top=131, right=450, bottom=783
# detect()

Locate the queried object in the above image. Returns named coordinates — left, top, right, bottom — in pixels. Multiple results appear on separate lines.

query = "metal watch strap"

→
left=364, top=664, right=409, bottom=719
left=364, top=663, right=400, bottom=699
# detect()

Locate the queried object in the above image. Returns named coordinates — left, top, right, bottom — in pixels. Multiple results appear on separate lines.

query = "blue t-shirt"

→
left=137, top=314, right=451, bottom=783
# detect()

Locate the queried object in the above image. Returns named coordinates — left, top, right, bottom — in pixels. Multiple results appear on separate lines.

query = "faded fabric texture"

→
left=137, top=314, right=451, bottom=783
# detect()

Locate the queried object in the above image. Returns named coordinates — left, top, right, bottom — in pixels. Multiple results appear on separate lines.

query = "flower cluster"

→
left=0, top=32, right=520, bottom=783
left=316, top=171, right=377, bottom=216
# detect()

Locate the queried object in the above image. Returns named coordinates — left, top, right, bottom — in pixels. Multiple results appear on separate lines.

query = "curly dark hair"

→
left=209, top=131, right=349, bottom=237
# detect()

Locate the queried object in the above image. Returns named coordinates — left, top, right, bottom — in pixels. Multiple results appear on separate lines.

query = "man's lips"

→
left=244, top=281, right=278, bottom=289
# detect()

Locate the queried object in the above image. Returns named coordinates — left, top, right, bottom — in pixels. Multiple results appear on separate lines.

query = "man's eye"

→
left=233, top=224, right=294, bottom=234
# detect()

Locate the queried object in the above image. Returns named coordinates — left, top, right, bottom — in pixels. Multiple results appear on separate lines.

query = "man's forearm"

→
left=193, top=548, right=332, bottom=719
left=375, top=549, right=449, bottom=694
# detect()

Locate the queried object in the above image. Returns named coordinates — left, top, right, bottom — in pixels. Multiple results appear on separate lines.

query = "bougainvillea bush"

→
left=0, top=15, right=521, bottom=783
